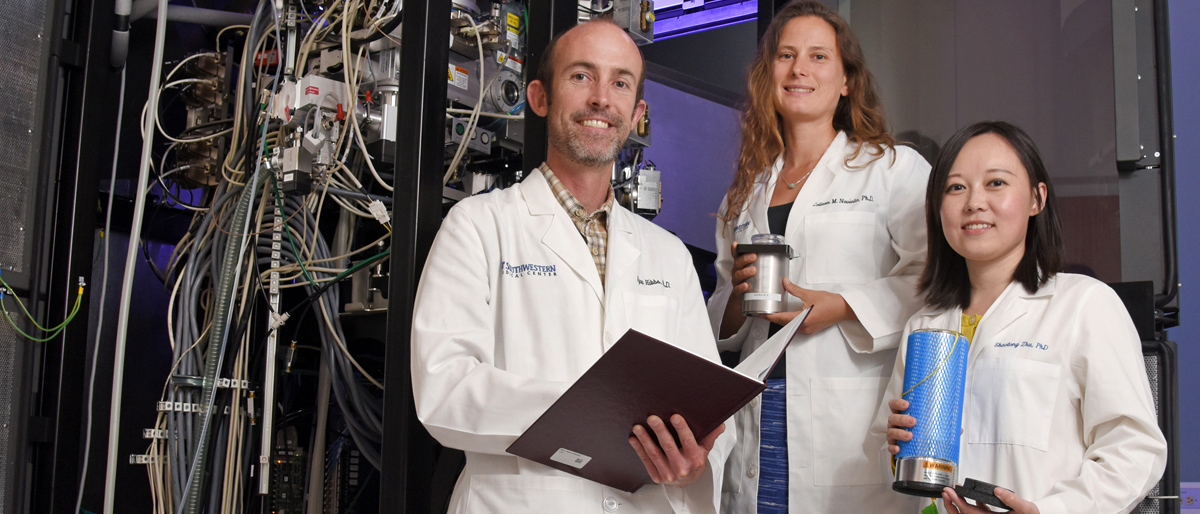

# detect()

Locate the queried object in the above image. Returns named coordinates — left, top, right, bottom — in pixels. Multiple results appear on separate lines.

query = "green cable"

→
left=283, top=248, right=390, bottom=318
left=0, top=284, right=84, bottom=342
left=0, top=275, right=74, bottom=332
left=271, top=175, right=319, bottom=287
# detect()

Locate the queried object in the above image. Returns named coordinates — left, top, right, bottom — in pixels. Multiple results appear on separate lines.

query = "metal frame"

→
left=1143, top=339, right=1180, bottom=514
left=17, top=0, right=108, bottom=509
left=1150, top=0, right=1178, bottom=311
left=522, top=0, right=579, bottom=171
left=381, top=1, right=451, bottom=511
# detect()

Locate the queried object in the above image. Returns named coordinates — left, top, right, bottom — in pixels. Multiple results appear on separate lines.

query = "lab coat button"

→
left=747, top=465, right=757, bottom=478
left=603, top=496, right=619, bottom=512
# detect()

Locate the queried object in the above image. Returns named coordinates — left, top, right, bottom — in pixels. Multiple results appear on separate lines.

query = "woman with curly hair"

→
left=707, top=2, right=929, bottom=512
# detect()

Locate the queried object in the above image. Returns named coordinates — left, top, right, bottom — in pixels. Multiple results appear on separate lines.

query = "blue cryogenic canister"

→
left=893, top=329, right=969, bottom=497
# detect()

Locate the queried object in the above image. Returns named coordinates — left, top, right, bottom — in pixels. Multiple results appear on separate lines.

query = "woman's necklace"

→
left=782, top=166, right=815, bottom=189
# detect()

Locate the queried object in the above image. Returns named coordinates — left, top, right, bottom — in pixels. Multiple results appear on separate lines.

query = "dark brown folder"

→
left=506, top=307, right=811, bottom=493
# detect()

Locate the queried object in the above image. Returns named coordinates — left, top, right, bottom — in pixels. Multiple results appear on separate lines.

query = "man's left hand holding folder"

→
left=629, top=413, right=727, bottom=487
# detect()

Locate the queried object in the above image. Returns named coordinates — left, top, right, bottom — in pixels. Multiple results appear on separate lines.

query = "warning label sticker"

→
left=448, top=65, right=469, bottom=90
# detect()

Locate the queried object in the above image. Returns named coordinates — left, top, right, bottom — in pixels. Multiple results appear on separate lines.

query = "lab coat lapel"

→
left=747, top=161, right=776, bottom=236
left=520, top=170, right=605, bottom=303
left=605, top=208, right=640, bottom=294
left=783, top=131, right=847, bottom=238
left=969, top=281, right=1033, bottom=365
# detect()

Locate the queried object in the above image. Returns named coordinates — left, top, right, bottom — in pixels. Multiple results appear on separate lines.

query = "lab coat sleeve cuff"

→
left=838, top=287, right=900, bottom=353
left=716, top=317, right=753, bottom=353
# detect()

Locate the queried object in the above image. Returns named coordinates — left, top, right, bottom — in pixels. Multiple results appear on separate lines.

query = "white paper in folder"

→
left=733, top=306, right=812, bottom=381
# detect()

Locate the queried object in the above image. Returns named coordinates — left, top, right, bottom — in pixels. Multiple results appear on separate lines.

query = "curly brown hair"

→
left=719, top=0, right=896, bottom=227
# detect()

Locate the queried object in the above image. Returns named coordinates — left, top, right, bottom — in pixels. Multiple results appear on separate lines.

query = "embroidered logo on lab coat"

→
left=734, top=220, right=751, bottom=234
left=500, top=261, right=558, bottom=278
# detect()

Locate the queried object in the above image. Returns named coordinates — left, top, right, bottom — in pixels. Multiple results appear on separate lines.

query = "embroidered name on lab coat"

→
left=637, top=276, right=671, bottom=288
left=993, top=341, right=1049, bottom=350
left=500, top=261, right=558, bottom=278
left=812, top=195, right=874, bottom=207
left=734, top=220, right=751, bottom=234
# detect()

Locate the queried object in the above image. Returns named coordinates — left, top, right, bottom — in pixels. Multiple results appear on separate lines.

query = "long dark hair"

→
left=719, top=0, right=895, bottom=228
left=919, top=121, right=1064, bottom=310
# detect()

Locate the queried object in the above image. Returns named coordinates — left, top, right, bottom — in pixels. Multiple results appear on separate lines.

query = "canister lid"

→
left=736, top=243, right=793, bottom=258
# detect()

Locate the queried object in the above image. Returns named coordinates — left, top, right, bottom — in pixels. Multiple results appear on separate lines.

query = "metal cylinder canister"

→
left=740, top=234, right=793, bottom=317
left=893, top=329, right=970, bottom=497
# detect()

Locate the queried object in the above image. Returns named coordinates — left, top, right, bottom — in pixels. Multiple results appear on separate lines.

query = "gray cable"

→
left=103, top=0, right=171, bottom=508
left=76, top=66, right=125, bottom=514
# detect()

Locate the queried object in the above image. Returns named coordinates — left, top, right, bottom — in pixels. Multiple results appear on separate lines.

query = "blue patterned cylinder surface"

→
left=896, top=329, right=969, bottom=463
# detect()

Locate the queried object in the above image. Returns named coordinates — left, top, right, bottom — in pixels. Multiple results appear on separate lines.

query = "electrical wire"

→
left=446, top=107, right=524, bottom=119
left=0, top=277, right=85, bottom=341
left=77, top=65, right=125, bottom=514
left=444, top=11, right=489, bottom=185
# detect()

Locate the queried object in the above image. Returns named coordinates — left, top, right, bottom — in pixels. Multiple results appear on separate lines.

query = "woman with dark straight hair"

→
left=707, top=1, right=929, bottom=512
left=919, top=121, right=1064, bottom=309
left=880, top=121, right=1166, bottom=514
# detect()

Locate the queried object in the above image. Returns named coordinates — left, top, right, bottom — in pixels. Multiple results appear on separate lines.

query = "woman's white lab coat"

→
left=875, top=274, right=1167, bottom=514
left=412, top=169, right=734, bottom=514
left=709, top=132, right=929, bottom=513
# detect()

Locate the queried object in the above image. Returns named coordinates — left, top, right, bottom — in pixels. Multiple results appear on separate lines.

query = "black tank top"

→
left=765, top=202, right=792, bottom=379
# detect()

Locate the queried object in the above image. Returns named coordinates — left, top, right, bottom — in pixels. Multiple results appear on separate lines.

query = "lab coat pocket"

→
left=462, top=473, right=591, bottom=513
left=803, top=211, right=877, bottom=285
left=623, top=292, right=679, bottom=343
left=966, top=358, right=1062, bottom=451
left=810, top=376, right=888, bottom=486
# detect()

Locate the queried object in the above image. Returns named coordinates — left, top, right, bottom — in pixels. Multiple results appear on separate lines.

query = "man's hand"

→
left=628, top=414, right=724, bottom=488
left=886, top=398, right=916, bottom=455
left=943, top=486, right=1040, bottom=514
left=762, top=278, right=857, bottom=334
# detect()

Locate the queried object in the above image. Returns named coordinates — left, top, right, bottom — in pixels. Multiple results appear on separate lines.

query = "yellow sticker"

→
left=922, top=461, right=954, bottom=473
left=507, top=12, right=520, bottom=28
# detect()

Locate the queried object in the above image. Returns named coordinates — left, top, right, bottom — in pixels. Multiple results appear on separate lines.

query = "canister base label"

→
left=744, top=292, right=781, bottom=302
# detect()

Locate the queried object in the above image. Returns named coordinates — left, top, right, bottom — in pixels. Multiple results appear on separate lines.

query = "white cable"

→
left=444, top=12, right=487, bottom=185
left=215, top=25, right=249, bottom=48
left=446, top=107, right=524, bottom=120
left=151, top=78, right=234, bottom=144
left=164, top=52, right=221, bottom=85
left=76, top=65, right=125, bottom=514
left=103, top=0, right=169, bottom=508
left=341, top=36, right=393, bottom=191
left=317, top=299, right=382, bottom=389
